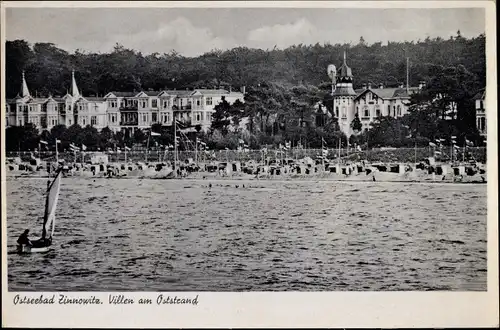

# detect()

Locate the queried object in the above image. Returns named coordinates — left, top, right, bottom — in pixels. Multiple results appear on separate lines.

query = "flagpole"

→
left=146, top=133, right=150, bottom=163
left=463, top=140, right=466, bottom=163
left=174, top=119, right=178, bottom=177
left=338, top=137, right=340, bottom=165
left=125, top=147, right=127, bottom=164
left=321, top=138, right=325, bottom=171
left=55, top=139, right=59, bottom=164
left=414, top=139, right=417, bottom=165
left=195, top=139, right=198, bottom=167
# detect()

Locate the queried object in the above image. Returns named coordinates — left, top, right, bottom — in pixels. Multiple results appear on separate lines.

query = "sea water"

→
left=6, top=178, right=487, bottom=291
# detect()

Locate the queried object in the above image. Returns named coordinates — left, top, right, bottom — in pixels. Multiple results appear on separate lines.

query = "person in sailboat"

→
left=17, top=229, right=33, bottom=247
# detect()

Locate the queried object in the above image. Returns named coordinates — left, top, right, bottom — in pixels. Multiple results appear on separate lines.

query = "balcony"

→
left=172, top=105, right=192, bottom=111
left=120, top=121, right=138, bottom=126
left=119, top=105, right=138, bottom=111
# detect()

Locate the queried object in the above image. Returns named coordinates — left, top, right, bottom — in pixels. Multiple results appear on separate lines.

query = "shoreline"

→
left=6, top=171, right=487, bottom=185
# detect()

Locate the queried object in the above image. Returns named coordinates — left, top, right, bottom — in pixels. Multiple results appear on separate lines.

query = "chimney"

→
left=241, top=86, right=246, bottom=94
left=379, top=83, right=384, bottom=89
left=362, top=83, right=367, bottom=89
left=367, top=83, right=372, bottom=89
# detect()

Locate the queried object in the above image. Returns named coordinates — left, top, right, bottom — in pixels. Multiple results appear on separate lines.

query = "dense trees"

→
left=6, top=33, right=485, bottom=98
left=5, top=33, right=486, bottom=151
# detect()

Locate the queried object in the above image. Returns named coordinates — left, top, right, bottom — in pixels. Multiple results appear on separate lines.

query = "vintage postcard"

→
left=1, top=0, right=498, bottom=328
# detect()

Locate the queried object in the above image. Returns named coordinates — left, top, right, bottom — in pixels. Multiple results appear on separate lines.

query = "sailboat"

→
left=17, top=168, right=63, bottom=254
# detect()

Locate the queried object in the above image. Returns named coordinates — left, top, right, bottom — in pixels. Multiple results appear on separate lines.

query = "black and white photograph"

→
left=2, top=1, right=497, bottom=328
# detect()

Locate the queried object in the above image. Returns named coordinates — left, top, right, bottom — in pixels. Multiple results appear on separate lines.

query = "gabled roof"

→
left=135, top=91, right=162, bottom=97
left=104, top=91, right=137, bottom=98
left=166, top=90, right=196, bottom=97
left=355, top=87, right=420, bottom=100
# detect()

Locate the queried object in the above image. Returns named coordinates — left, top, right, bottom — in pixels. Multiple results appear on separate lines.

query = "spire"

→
left=338, top=50, right=353, bottom=78
left=20, top=70, right=31, bottom=97
left=71, top=70, right=80, bottom=98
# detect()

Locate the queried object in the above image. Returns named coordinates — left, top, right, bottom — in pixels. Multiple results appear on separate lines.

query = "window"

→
left=387, top=105, right=391, bottom=116
left=480, top=101, right=484, bottom=109
left=196, top=112, right=201, bottom=121
left=82, top=118, right=86, bottom=126
left=197, top=100, right=201, bottom=106
left=335, top=106, right=339, bottom=117
left=375, top=107, right=381, bottom=117
left=143, top=114, right=148, bottom=123
left=152, top=113, right=157, bottom=123
left=68, top=119, right=72, bottom=125
left=91, top=116, right=97, bottom=126
left=356, top=106, right=359, bottom=115
left=341, top=107, right=347, bottom=118
left=152, top=99, right=158, bottom=108
left=206, top=97, right=213, bottom=106
left=163, top=100, right=169, bottom=109
left=207, top=113, right=212, bottom=121
left=396, top=105, right=402, bottom=116
left=363, top=107, right=369, bottom=118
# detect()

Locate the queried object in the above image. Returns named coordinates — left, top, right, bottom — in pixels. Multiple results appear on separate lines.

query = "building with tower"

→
left=5, top=71, right=244, bottom=135
left=330, top=52, right=421, bottom=138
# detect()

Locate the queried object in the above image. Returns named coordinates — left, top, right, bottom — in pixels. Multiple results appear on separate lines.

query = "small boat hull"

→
left=17, top=238, right=53, bottom=254
left=17, top=245, right=51, bottom=254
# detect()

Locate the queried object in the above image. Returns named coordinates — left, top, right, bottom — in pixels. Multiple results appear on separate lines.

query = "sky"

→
left=5, top=7, right=485, bottom=57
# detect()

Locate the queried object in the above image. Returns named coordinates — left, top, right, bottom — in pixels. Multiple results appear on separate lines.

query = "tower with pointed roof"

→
left=333, top=51, right=357, bottom=137
left=71, top=70, right=80, bottom=98
left=20, top=71, right=31, bottom=98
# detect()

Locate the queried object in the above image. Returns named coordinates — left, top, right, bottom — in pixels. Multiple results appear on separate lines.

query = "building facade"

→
left=474, top=90, right=486, bottom=138
left=331, top=52, right=421, bottom=137
left=5, top=72, right=245, bottom=135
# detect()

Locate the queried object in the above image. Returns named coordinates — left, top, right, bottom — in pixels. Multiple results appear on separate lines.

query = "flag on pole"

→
left=81, top=144, right=87, bottom=151
left=180, top=127, right=196, bottom=133
left=56, top=139, right=61, bottom=143
left=151, top=131, right=161, bottom=137
left=40, top=140, right=48, bottom=145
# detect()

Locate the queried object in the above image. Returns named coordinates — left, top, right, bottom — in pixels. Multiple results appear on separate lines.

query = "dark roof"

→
left=108, top=91, right=137, bottom=97
left=85, top=97, right=106, bottom=102
left=355, top=87, right=420, bottom=100
left=338, top=62, right=353, bottom=78
left=140, top=91, right=162, bottom=97
left=333, top=85, right=357, bottom=96
left=166, top=90, right=195, bottom=97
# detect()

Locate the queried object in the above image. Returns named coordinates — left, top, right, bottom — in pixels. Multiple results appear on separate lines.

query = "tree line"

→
left=5, top=32, right=486, bottom=151
left=6, top=32, right=484, bottom=98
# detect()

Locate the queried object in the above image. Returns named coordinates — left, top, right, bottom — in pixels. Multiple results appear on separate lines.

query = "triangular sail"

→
left=43, top=169, right=62, bottom=239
